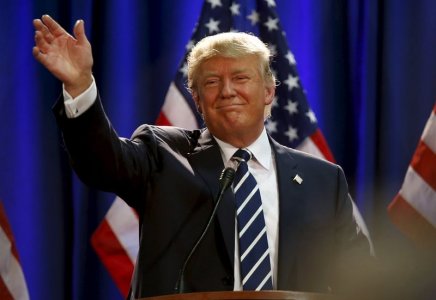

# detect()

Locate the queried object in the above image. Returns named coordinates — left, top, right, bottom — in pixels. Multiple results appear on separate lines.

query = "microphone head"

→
left=219, top=167, right=235, bottom=191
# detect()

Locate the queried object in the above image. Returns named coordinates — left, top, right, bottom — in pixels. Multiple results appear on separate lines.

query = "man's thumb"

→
left=74, top=19, right=88, bottom=45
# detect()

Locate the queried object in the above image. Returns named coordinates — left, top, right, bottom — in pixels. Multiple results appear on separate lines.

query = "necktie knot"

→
left=233, top=149, right=252, bottom=163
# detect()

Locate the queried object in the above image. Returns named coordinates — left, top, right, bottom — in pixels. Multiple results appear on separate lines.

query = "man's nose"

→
left=220, top=79, right=236, bottom=98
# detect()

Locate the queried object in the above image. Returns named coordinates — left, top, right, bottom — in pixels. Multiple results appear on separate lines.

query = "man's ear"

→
left=265, top=85, right=275, bottom=105
left=192, top=90, right=202, bottom=114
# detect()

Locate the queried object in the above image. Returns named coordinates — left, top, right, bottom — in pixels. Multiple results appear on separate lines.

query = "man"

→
left=33, top=15, right=371, bottom=298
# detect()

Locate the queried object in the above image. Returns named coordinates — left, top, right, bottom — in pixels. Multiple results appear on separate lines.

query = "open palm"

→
left=33, top=15, right=93, bottom=96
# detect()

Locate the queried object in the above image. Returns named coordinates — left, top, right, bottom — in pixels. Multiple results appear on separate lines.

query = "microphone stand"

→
left=175, top=167, right=236, bottom=293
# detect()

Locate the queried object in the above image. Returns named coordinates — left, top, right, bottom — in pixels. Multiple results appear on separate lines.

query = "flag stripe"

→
left=155, top=112, right=171, bottom=126
left=0, top=227, right=28, bottom=300
left=388, top=103, right=436, bottom=246
left=0, top=206, right=19, bottom=259
left=105, top=197, right=139, bottom=262
left=306, top=129, right=335, bottom=163
left=0, top=277, right=14, bottom=300
left=296, top=131, right=336, bottom=163
left=91, top=218, right=134, bottom=297
left=388, top=194, right=436, bottom=248
left=410, top=140, right=436, bottom=191
left=399, top=166, right=436, bottom=227
left=421, top=110, right=436, bottom=153
left=162, top=82, right=198, bottom=129
left=91, top=197, right=138, bottom=297
left=296, top=136, right=325, bottom=159
left=0, top=202, right=29, bottom=300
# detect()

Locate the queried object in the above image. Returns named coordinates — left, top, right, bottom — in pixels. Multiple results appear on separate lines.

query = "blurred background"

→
left=0, top=0, right=435, bottom=299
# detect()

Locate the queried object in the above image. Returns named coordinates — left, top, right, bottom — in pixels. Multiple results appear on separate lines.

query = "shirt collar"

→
left=214, top=127, right=272, bottom=170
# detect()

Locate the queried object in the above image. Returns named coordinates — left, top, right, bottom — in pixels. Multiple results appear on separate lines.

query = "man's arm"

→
left=34, top=15, right=153, bottom=203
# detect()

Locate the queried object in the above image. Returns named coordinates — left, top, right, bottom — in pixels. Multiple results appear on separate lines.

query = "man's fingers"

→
left=34, top=30, right=51, bottom=54
left=33, top=19, right=44, bottom=31
left=41, top=14, right=69, bottom=38
left=32, top=46, right=47, bottom=65
left=34, top=19, right=55, bottom=44
left=32, top=46, right=42, bottom=59
left=32, top=46, right=40, bottom=58
left=73, top=20, right=88, bottom=46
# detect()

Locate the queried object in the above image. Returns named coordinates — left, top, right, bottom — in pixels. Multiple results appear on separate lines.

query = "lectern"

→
left=140, top=290, right=337, bottom=300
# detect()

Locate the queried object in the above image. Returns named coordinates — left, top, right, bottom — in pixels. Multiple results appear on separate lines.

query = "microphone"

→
left=175, top=166, right=236, bottom=293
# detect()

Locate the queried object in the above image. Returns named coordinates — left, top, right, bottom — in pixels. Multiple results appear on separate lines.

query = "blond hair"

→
left=187, top=32, right=276, bottom=91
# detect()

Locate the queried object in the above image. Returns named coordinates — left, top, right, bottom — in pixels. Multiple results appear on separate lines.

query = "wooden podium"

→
left=140, top=290, right=337, bottom=300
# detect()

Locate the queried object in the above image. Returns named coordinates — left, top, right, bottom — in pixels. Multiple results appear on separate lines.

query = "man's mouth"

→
left=216, top=102, right=244, bottom=109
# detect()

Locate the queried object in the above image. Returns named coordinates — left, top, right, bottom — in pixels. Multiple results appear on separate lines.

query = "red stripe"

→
left=0, top=277, right=14, bottom=300
left=411, top=140, right=436, bottom=191
left=91, top=219, right=134, bottom=298
left=155, top=112, right=172, bottom=126
left=310, top=129, right=336, bottom=163
left=0, top=202, right=19, bottom=260
left=388, top=194, right=436, bottom=249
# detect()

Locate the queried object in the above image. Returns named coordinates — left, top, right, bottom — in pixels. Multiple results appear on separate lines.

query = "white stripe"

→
left=421, top=111, right=436, bottom=153
left=295, top=137, right=326, bottom=160
left=400, top=166, right=436, bottom=227
left=162, top=82, right=198, bottom=129
left=0, top=226, right=29, bottom=300
left=242, top=249, right=269, bottom=285
left=234, top=171, right=249, bottom=193
left=241, top=227, right=267, bottom=261
left=237, top=186, right=259, bottom=215
left=256, top=271, right=272, bottom=291
left=239, top=206, right=263, bottom=237
left=106, top=197, right=139, bottom=262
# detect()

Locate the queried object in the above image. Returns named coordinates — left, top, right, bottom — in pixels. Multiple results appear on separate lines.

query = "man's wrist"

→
left=64, top=76, right=97, bottom=118
left=64, top=73, right=93, bottom=99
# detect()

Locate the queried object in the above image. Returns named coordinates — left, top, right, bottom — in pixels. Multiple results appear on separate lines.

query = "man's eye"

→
left=235, top=76, right=249, bottom=81
left=205, top=79, right=218, bottom=86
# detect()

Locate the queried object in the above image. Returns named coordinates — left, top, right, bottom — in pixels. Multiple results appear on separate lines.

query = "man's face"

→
left=192, top=55, right=275, bottom=146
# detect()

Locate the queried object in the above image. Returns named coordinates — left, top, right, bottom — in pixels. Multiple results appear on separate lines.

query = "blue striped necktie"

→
left=232, top=149, right=273, bottom=290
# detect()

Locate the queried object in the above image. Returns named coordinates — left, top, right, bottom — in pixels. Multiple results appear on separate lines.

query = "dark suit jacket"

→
left=54, top=96, right=371, bottom=298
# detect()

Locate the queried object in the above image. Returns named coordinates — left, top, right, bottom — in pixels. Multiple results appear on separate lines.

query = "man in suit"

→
left=33, top=15, right=371, bottom=299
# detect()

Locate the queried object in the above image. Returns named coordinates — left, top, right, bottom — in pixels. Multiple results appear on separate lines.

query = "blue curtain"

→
left=1, top=0, right=435, bottom=299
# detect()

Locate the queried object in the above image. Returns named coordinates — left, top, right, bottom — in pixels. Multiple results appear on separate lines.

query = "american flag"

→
left=0, top=201, right=29, bottom=300
left=91, top=0, right=337, bottom=296
left=388, top=103, right=436, bottom=248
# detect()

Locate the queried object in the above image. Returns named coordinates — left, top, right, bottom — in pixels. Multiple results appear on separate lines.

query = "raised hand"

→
left=33, top=15, right=93, bottom=98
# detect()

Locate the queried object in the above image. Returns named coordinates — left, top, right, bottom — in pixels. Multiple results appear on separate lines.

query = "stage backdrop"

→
left=0, top=0, right=435, bottom=299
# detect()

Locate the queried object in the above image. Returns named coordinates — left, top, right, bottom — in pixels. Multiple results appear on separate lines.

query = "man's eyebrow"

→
left=201, top=67, right=255, bottom=77
left=232, top=67, right=252, bottom=74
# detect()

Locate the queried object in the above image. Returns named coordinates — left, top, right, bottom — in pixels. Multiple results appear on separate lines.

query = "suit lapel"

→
left=270, top=139, right=304, bottom=289
left=187, top=129, right=235, bottom=267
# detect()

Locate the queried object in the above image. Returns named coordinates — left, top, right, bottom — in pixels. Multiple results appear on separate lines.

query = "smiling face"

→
left=192, top=55, right=275, bottom=147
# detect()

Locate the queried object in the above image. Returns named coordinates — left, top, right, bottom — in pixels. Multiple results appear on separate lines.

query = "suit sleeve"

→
left=52, top=93, right=156, bottom=204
